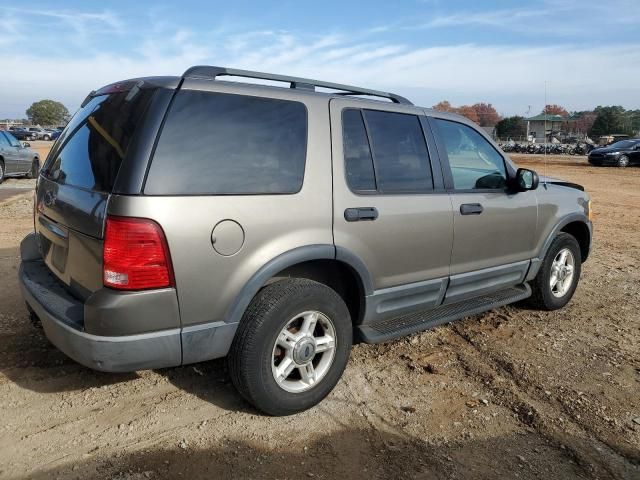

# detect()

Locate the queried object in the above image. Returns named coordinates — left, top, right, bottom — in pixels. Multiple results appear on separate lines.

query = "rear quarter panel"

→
left=107, top=82, right=333, bottom=328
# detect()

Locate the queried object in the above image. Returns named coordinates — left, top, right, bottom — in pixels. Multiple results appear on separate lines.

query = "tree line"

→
left=433, top=100, right=640, bottom=140
left=10, top=97, right=640, bottom=140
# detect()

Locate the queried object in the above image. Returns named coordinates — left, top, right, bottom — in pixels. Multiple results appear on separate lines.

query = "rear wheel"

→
left=27, top=158, right=40, bottom=178
left=26, top=158, right=39, bottom=179
left=617, top=155, right=630, bottom=167
left=228, top=278, right=352, bottom=416
left=0, top=160, right=5, bottom=184
left=528, top=233, right=582, bottom=310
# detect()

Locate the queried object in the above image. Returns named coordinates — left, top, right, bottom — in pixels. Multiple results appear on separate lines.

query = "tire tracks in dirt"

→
left=449, top=322, right=638, bottom=479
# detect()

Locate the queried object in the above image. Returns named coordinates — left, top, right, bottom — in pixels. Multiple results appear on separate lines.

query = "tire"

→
left=0, top=160, right=5, bottom=184
left=43, top=135, right=50, bottom=141
left=617, top=155, right=629, bottom=167
left=26, top=158, right=39, bottom=179
left=528, top=232, right=582, bottom=310
left=228, top=278, right=352, bottom=416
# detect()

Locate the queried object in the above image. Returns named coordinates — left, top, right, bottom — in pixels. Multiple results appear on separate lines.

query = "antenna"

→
left=544, top=81, right=548, bottom=187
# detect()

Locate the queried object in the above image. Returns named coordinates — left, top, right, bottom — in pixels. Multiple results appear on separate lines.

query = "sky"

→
left=0, top=0, right=638, bottom=119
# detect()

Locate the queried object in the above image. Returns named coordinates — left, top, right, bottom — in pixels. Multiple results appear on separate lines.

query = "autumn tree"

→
left=457, top=105, right=480, bottom=124
left=432, top=100, right=456, bottom=112
left=571, top=111, right=597, bottom=135
left=471, top=103, right=500, bottom=127
left=543, top=104, right=569, bottom=116
left=432, top=100, right=500, bottom=126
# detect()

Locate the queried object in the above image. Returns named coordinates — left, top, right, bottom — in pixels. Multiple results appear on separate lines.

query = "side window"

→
left=342, top=110, right=376, bottom=192
left=364, top=110, right=433, bottom=193
left=341, top=108, right=433, bottom=194
left=0, top=133, right=9, bottom=147
left=4, top=132, right=20, bottom=147
left=434, top=119, right=507, bottom=190
left=146, top=91, right=307, bottom=195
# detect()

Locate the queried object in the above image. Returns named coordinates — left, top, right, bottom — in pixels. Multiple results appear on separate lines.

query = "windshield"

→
left=608, top=140, right=637, bottom=149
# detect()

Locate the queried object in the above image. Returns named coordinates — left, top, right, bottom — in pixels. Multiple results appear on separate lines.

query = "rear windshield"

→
left=43, top=85, right=157, bottom=192
left=144, top=91, right=307, bottom=195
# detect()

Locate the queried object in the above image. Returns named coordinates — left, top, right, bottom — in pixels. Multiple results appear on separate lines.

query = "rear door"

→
left=36, top=84, right=160, bottom=299
left=429, top=116, right=538, bottom=303
left=330, top=98, right=453, bottom=317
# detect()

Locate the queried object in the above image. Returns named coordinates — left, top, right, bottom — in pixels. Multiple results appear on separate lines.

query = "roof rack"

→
left=182, top=66, right=413, bottom=105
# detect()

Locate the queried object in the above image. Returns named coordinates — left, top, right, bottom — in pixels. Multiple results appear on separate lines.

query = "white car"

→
left=25, top=127, right=53, bottom=140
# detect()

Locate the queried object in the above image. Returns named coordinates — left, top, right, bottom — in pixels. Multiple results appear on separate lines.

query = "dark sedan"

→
left=9, top=128, right=38, bottom=141
left=588, top=139, right=640, bottom=167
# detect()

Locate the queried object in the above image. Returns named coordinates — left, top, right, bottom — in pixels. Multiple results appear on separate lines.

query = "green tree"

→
left=625, top=109, right=640, bottom=135
left=26, top=100, right=70, bottom=126
left=589, top=106, right=629, bottom=137
left=495, top=116, right=527, bottom=139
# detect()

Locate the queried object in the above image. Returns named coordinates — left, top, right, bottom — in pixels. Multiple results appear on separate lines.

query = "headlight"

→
left=605, top=151, right=620, bottom=156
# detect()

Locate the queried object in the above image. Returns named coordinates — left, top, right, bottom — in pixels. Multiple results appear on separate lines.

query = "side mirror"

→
left=22, top=142, right=30, bottom=148
left=514, top=168, right=539, bottom=191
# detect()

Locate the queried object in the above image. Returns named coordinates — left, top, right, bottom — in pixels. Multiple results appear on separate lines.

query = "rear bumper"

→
left=19, top=233, right=182, bottom=372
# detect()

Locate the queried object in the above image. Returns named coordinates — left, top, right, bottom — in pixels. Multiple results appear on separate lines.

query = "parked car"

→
left=44, top=128, right=61, bottom=140
left=25, top=127, right=54, bottom=140
left=19, top=67, right=592, bottom=415
left=10, top=128, right=38, bottom=141
left=598, top=134, right=629, bottom=146
left=0, top=131, right=40, bottom=181
left=588, top=139, right=640, bottom=167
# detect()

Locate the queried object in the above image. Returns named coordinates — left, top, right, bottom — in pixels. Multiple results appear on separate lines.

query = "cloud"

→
left=0, top=5, right=639, bottom=118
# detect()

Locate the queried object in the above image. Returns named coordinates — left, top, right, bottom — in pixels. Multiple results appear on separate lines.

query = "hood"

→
left=539, top=176, right=584, bottom=191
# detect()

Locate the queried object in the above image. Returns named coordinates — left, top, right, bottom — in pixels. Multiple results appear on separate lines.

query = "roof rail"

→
left=182, top=66, right=413, bottom=105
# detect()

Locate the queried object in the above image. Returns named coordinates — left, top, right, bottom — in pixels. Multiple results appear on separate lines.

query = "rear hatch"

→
left=35, top=82, right=159, bottom=300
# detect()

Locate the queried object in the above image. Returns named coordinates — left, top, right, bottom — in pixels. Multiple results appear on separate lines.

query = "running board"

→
left=357, top=284, right=531, bottom=343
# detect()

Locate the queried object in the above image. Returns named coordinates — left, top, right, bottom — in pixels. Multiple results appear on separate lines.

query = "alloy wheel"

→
left=271, top=311, right=337, bottom=393
left=550, top=248, right=575, bottom=298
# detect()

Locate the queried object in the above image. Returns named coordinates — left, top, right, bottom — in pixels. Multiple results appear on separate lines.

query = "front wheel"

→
left=528, top=233, right=582, bottom=310
left=617, top=155, right=630, bottom=168
left=228, top=278, right=352, bottom=416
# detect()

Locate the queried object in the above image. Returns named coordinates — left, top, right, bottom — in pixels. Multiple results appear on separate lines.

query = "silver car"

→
left=19, top=67, right=592, bottom=415
left=0, top=132, right=40, bottom=181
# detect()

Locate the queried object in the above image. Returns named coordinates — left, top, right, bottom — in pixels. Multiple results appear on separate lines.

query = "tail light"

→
left=103, top=216, right=174, bottom=290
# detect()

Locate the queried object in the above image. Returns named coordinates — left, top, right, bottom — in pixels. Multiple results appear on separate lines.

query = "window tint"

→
left=435, top=119, right=506, bottom=190
left=363, top=110, right=432, bottom=193
left=0, top=133, right=10, bottom=147
left=44, top=87, right=157, bottom=192
left=342, top=109, right=376, bottom=191
left=145, top=91, right=307, bottom=195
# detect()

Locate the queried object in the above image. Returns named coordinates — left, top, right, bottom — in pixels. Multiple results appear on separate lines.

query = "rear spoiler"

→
left=80, top=80, right=146, bottom=108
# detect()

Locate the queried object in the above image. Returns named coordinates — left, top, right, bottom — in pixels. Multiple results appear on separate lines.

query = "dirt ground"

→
left=0, top=152, right=638, bottom=480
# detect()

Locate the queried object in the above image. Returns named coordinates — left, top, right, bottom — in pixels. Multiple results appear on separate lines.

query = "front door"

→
left=0, top=132, right=20, bottom=174
left=429, top=116, right=538, bottom=303
left=330, top=98, right=454, bottom=319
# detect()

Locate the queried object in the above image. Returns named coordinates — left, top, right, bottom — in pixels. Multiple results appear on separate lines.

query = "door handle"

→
left=344, top=207, right=379, bottom=222
left=460, top=203, right=484, bottom=215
